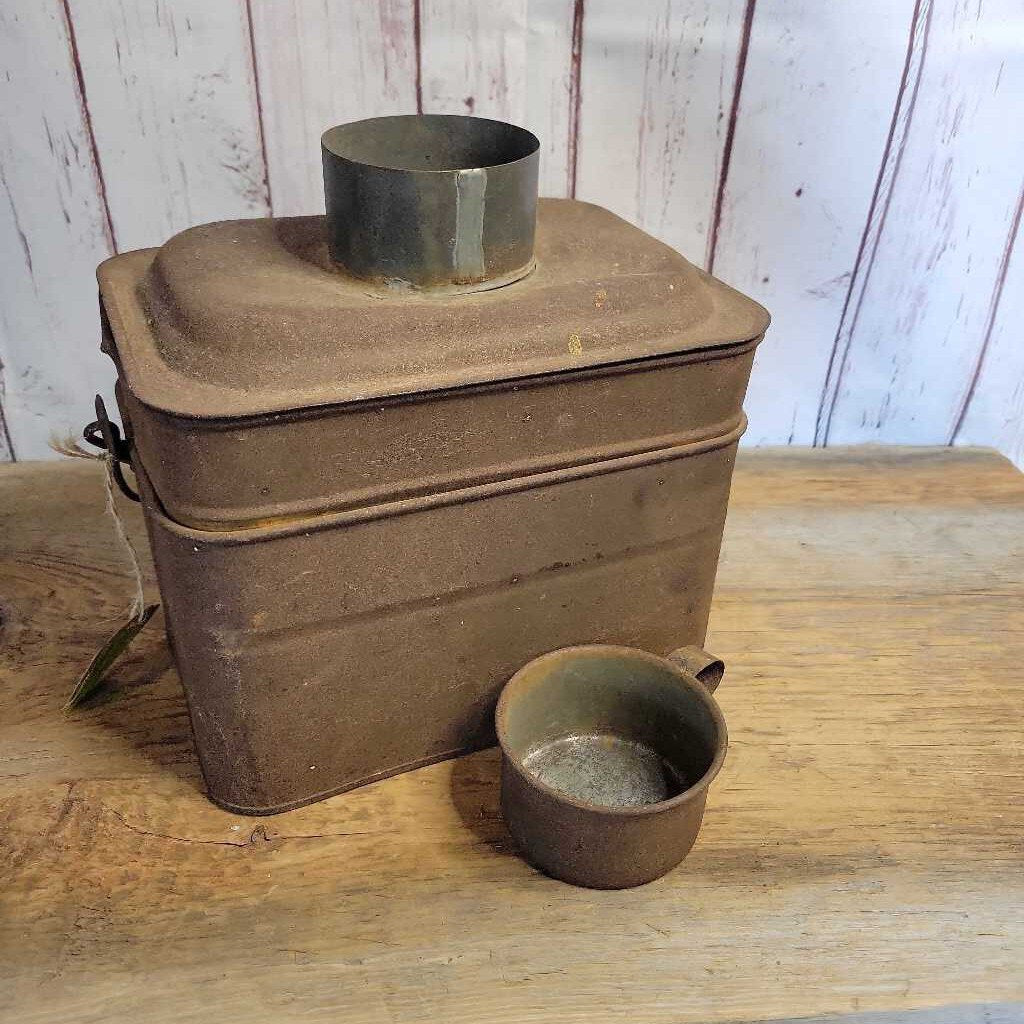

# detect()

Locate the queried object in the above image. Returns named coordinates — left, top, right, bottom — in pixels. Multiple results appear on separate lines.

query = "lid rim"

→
left=97, top=201, right=770, bottom=421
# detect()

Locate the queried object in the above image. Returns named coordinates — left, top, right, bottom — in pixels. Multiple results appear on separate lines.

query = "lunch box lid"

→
left=97, top=198, right=769, bottom=420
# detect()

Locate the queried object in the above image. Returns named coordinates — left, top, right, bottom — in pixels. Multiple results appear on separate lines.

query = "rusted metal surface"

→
left=134, top=436, right=741, bottom=814
left=113, top=345, right=756, bottom=529
left=496, top=645, right=728, bottom=889
left=97, top=199, right=767, bottom=528
left=96, top=202, right=767, bottom=413
left=322, top=114, right=539, bottom=292
left=94, top=116, right=769, bottom=814
left=83, top=395, right=139, bottom=502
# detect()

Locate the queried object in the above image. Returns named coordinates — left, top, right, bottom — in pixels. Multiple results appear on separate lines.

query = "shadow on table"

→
left=72, top=610, right=207, bottom=796
left=448, top=746, right=518, bottom=860
left=72, top=613, right=553, bottom=852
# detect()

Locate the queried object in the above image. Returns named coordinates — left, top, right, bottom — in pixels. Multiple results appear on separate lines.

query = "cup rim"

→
left=495, top=644, right=729, bottom=818
left=321, top=114, right=540, bottom=175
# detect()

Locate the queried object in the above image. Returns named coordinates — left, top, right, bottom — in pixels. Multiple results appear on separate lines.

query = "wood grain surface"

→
left=952, top=176, right=1024, bottom=468
left=247, top=0, right=576, bottom=213
left=522, top=0, right=578, bottom=198
left=710, top=0, right=918, bottom=446
left=0, top=1, right=114, bottom=460
left=420, top=0, right=529, bottom=124
left=819, top=0, right=1024, bottom=446
left=67, top=0, right=270, bottom=251
left=575, top=0, right=748, bottom=262
left=1, top=448, right=1022, bottom=1023
left=419, top=0, right=578, bottom=198
left=249, top=0, right=418, bottom=217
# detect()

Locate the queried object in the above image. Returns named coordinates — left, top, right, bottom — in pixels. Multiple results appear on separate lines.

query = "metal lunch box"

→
left=92, top=115, right=769, bottom=814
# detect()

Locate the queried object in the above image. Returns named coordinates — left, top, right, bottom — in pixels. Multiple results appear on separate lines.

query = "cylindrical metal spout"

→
left=322, top=114, right=539, bottom=292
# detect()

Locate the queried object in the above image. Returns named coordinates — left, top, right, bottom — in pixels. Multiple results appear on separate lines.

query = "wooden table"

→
left=2, top=448, right=1022, bottom=1024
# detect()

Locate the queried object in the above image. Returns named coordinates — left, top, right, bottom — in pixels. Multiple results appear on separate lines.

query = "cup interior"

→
left=499, top=649, right=723, bottom=809
left=322, top=114, right=539, bottom=173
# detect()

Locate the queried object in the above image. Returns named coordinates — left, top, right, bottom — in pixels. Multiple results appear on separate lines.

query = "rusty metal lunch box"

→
left=92, top=115, right=769, bottom=815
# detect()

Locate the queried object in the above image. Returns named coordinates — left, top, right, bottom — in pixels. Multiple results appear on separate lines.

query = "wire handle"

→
left=83, top=394, right=140, bottom=502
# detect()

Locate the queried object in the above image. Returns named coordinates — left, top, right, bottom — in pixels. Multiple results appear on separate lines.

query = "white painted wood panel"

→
left=420, top=1, right=529, bottom=123
left=2, top=0, right=1024, bottom=468
left=249, top=0, right=417, bottom=217
left=66, top=0, right=268, bottom=251
left=952, top=188, right=1024, bottom=466
left=820, top=0, right=1024, bottom=445
left=0, top=406, right=11, bottom=462
left=711, top=0, right=919, bottom=446
left=525, top=0, right=578, bottom=197
left=0, top=0, right=114, bottom=460
left=421, top=0, right=578, bottom=197
left=574, top=0, right=748, bottom=263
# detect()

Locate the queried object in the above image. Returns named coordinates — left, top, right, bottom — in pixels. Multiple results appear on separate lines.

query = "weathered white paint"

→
left=814, top=0, right=933, bottom=447
left=524, top=0, right=578, bottom=197
left=421, top=1, right=579, bottom=196
left=250, top=0, right=575, bottom=214
left=575, top=0, right=748, bottom=263
left=820, top=0, right=1024, bottom=446
left=712, top=0, right=919, bottom=446
left=67, top=0, right=268, bottom=251
left=1, top=0, right=1024, bottom=469
left=0, top=0, right=114, bottom=460
left=249, top=0, right=417, bottom=217
left=420, top=1, right=529, bottom=124
left=952, top=185, right=1024, bottom=467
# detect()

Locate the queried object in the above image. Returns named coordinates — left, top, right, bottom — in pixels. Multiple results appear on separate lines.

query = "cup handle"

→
left=667, top=646, right=724, bottom=693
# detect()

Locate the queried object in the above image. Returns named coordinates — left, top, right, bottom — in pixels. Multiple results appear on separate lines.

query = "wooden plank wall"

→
left=1, top=0, right=1021, bottom=466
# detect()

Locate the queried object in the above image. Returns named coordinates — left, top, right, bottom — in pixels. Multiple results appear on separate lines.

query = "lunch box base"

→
left=138, top=436, right=741, bottom=814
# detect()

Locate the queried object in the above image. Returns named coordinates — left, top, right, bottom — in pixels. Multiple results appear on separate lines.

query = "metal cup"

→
left=496, top=645, right=727, bottom=889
